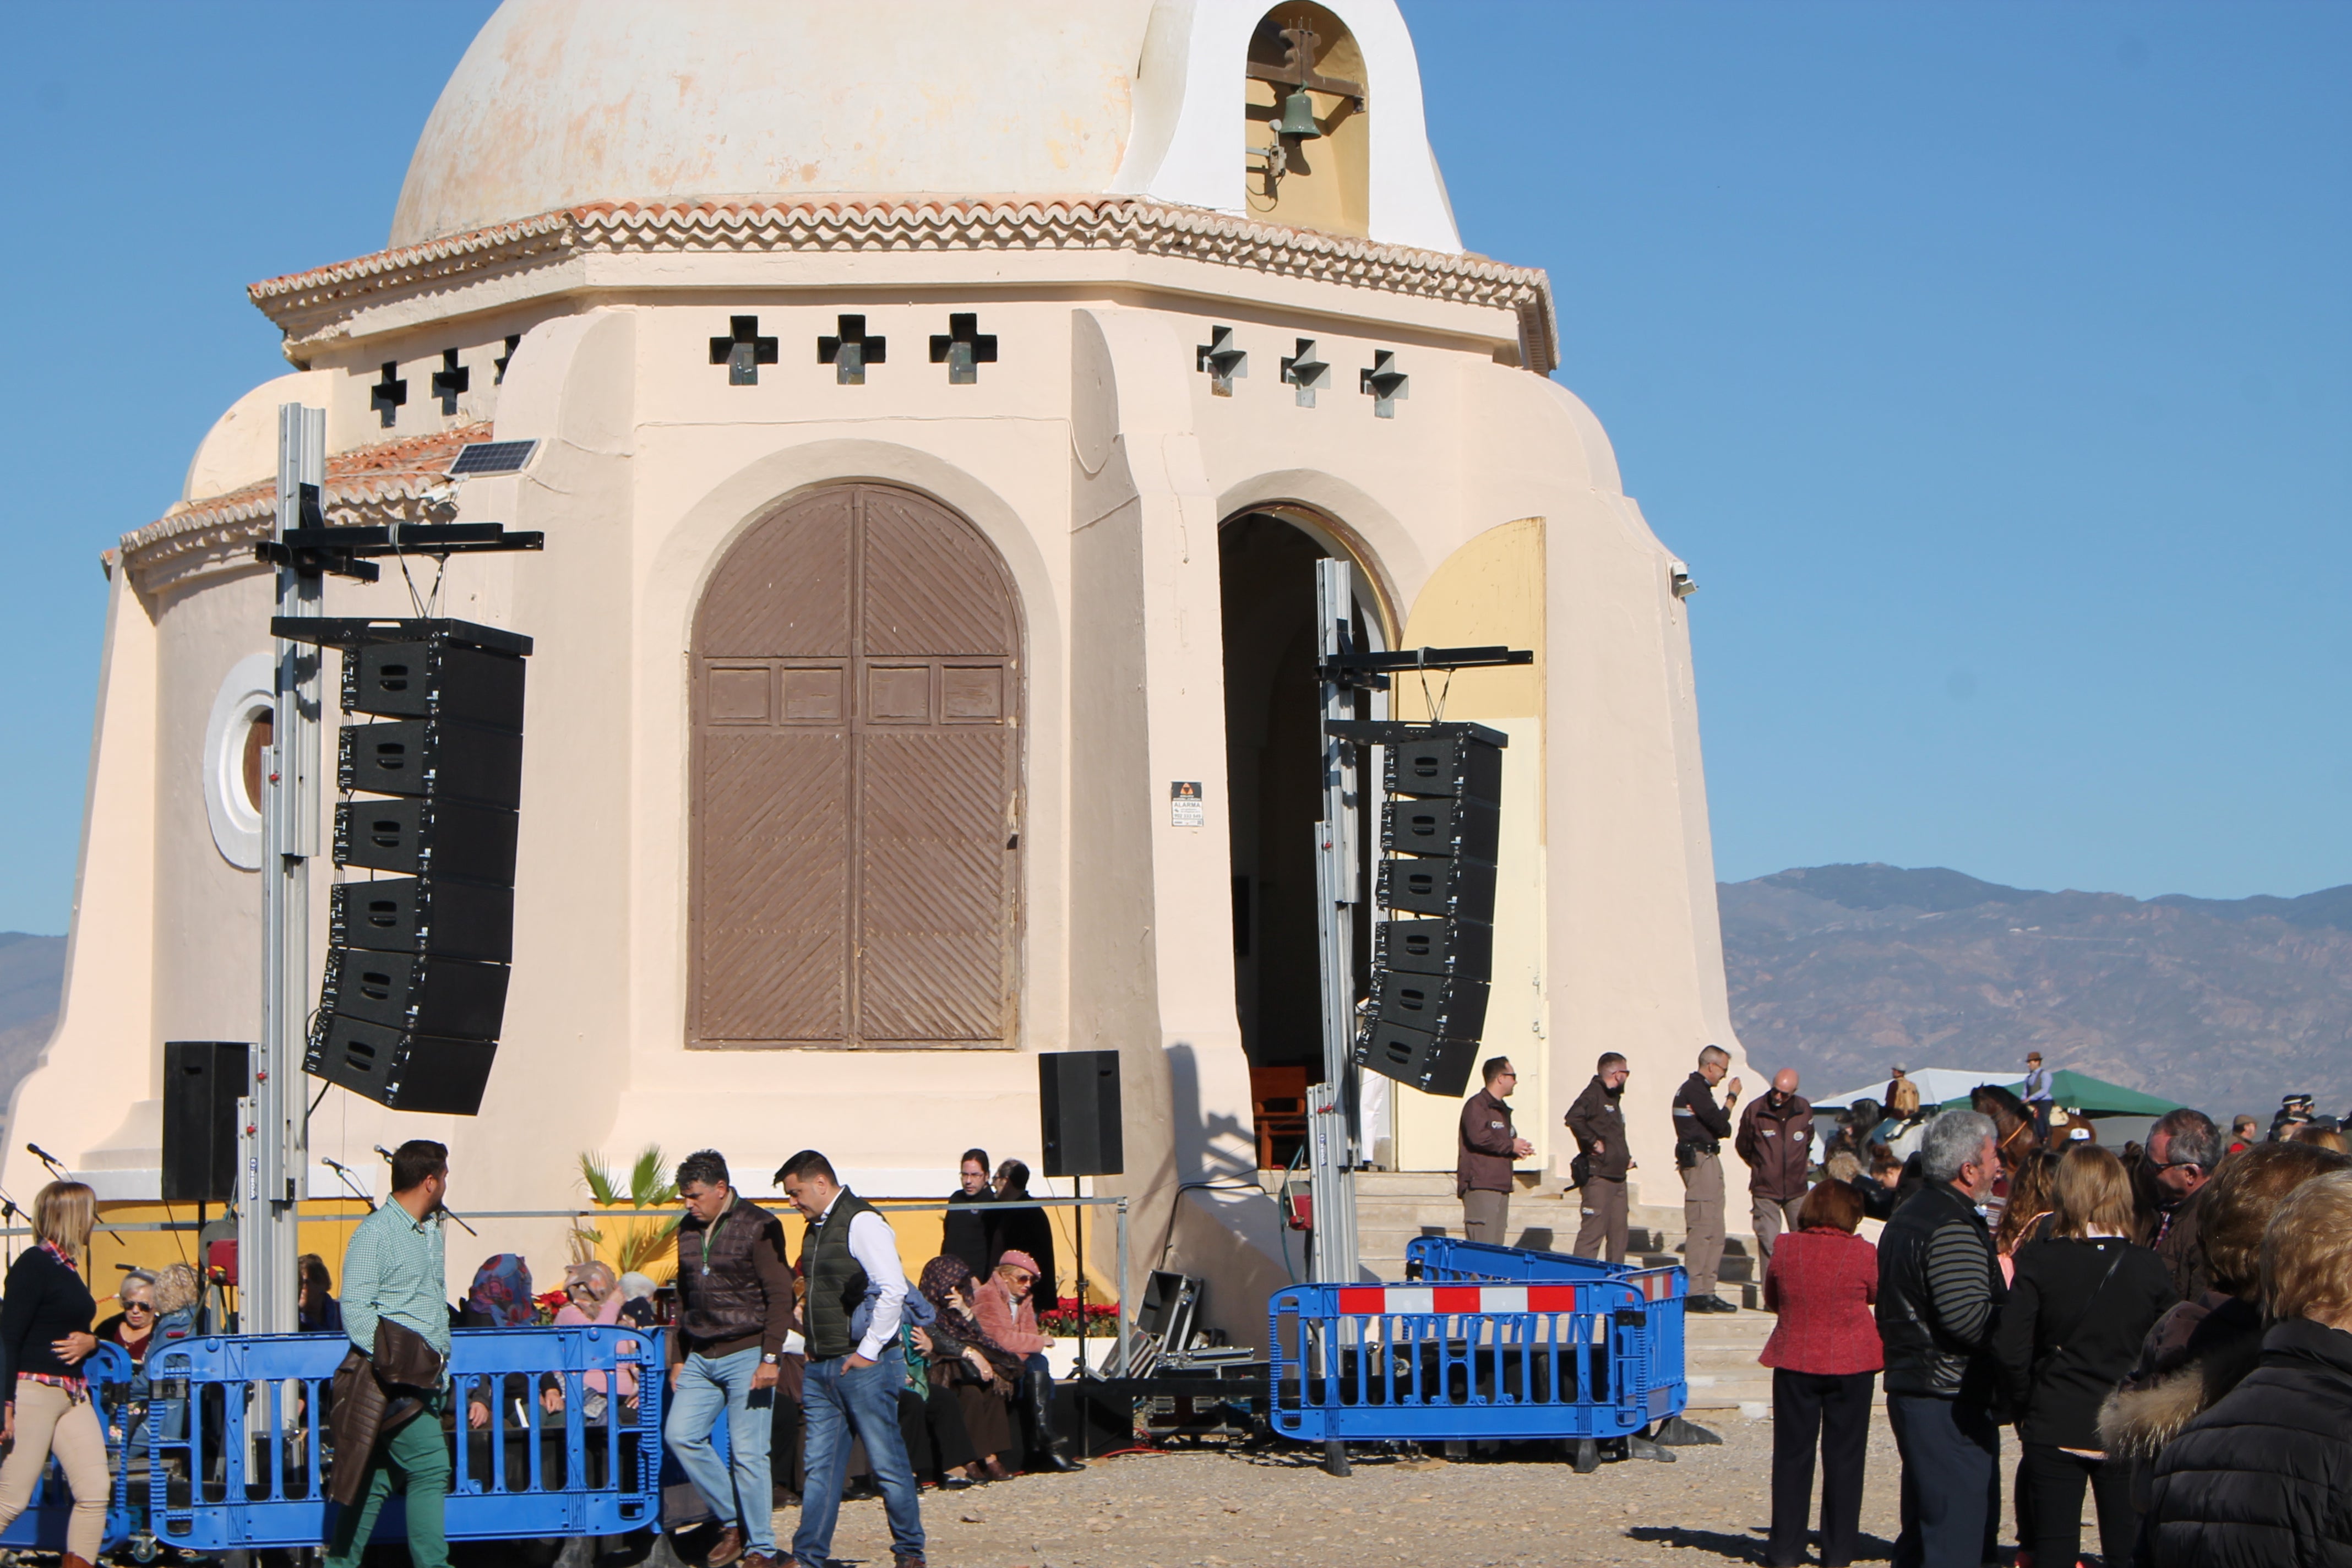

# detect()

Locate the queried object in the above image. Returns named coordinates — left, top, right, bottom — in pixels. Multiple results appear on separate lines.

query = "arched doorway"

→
left=1220, top=510, right=1388, bottom=1163
left=689, top=483, right=1022, bottom=1049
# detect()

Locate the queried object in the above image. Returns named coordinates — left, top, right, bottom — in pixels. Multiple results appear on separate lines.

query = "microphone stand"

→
left=322, top=1159, right=377, bottom=1212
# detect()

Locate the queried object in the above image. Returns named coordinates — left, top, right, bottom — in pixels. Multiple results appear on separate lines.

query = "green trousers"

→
left=324, top=1405, right=451, bottom=1568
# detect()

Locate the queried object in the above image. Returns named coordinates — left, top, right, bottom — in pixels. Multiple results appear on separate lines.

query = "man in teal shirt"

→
left=326, top=1140, right=453, bottom=1568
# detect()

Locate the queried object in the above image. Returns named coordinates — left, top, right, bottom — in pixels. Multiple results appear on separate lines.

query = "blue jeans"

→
left=795, top=1354, right=924, bottom=1566
left=665, top=1346, right=775, bottom=1553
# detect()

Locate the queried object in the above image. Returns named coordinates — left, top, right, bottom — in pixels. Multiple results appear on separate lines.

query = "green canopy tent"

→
left=1937, top=1068, right=2180, bottom=1118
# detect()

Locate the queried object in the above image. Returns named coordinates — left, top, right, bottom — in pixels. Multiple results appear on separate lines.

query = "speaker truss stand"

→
left=1308, top=559, right=1360, bottom=1288
left=248, top=405, right=326, bottom=1335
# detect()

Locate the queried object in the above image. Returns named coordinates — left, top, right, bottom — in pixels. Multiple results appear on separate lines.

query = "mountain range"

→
left=1719, top=864, right=2352, bottom=1115
left=2, top=863, right=2346, bottom=1134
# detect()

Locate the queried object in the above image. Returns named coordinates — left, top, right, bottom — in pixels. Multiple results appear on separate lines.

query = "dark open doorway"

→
left=1220, top=512, right=1383, bottom=1169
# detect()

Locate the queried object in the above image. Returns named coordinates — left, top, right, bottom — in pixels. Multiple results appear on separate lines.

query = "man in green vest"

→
left=777, top=1150, right=925, bottom=1568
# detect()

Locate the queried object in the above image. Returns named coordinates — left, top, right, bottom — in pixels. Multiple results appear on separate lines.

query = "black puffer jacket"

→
left=1876, top=1178, right=2005, bottom=1401
left=2142, top=1317, right=2352, bottom=1567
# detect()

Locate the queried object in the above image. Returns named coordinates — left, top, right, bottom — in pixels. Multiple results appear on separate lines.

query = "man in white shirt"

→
left=777, top=1150, right=924, bottom=1568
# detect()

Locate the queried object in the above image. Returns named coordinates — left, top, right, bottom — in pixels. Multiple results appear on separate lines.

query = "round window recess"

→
left=203, top=652, right=277, bottom=870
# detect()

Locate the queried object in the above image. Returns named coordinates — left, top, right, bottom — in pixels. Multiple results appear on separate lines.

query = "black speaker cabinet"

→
left=1380, top=797, right=1500, bottom=862
left=1353, top=1017, right=1478, bottom=1098
left=338, top=720, right=524, bottom=808
left=335, top=797, right=518, bottom=883
left=343, top=639, right=526, bottom=732
left=331, top=876, right=515, bottom=964
left=1039, top=1050, right=1124, bottom=1178
left=1376, top=917, right=1494, bottom=983
left=306, top=1016, right=498, bottom=1116
left=318, top=945, right=510, bottom=1041
left=1371, top=966, right=1490, bottom=1042
left=163, top=1041, right=248, bottom=1204
left=1385, top=731, right=1503, bottom=804
left=1376, top=854, right=1498, bottom=921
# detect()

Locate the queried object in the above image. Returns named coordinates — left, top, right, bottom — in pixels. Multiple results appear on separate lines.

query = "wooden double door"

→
left=690, top=484, right=1021, bottom=1048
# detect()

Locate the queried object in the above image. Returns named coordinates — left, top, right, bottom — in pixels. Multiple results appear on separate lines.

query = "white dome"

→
left=391, top=0, right=1159, bottom=247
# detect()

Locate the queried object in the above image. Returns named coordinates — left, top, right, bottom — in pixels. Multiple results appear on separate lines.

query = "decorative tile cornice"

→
left=248, top=197, right=1559, bottom=374
left=120, top=426, right=493, bottom=592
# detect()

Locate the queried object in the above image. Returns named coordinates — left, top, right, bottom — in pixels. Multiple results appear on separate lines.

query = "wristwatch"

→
left=762, top=1352, right=779, bottom=1365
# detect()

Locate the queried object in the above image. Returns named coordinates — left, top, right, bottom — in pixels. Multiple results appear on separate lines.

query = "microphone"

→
left=26, top=1145, right=66, bottom=1178
left=323, top=1157, right=377, bottom=1212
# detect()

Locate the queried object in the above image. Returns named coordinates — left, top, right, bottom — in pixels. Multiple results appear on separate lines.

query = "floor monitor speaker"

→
left=1039, top=1050, right=1124, bottom=1178
left=163, top=1041, right=249, bottom=1204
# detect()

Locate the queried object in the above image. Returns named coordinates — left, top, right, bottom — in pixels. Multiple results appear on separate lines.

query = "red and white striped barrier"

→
left=1334, top=1272, right=1680, bottom=1316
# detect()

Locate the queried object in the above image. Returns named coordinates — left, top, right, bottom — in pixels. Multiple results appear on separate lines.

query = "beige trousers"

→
left=1462, top=1188, right=1510, bottom=1245
left=1681, top=1151, right=1727, bottom=1295
left=1751, top=1193, right=1809, bottom=1262
left=0, top=1377, right=110, bottom=1561
left=1573, top=1177, right=1629, bottom=1264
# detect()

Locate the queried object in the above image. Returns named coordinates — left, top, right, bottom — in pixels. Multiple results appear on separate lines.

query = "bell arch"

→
left=689, top=482, right=1023, bottom=1049
left=1245, top=3, right=1371, bottom=236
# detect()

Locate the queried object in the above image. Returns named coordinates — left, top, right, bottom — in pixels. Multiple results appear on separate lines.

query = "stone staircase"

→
left=1352, top=1172, right=1779, bottom=1415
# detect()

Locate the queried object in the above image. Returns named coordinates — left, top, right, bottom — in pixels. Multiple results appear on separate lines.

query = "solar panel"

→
left=446, top=440, right=539, bottom=478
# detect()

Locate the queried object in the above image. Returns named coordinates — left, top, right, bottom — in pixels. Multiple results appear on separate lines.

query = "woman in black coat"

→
left=1992, top=1144, right=2177, bottom=1568
left=2143, top=1169, right=2352, bottom=1567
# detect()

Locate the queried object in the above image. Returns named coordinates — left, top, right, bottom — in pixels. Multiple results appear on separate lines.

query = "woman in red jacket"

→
left=1758, top=1177, right=1882, bottom=1568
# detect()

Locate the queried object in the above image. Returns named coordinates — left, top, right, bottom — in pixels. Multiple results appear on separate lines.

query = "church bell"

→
left=1276, top=89, right=1321, bottom=139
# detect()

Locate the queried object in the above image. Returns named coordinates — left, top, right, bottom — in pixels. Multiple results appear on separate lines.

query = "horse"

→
left=1970, top=1082, right=2041, bottom=1171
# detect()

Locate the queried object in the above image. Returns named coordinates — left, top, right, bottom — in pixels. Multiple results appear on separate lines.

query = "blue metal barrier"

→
left=0, top=1343, right=137, bottom=1556
left=145, top=1325, right=663, bottom=1554
left=1268, top=1251, right=1687, bottom=1444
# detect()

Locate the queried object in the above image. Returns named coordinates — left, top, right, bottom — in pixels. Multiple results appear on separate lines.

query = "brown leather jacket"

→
left=327, top=1317, right=445, bottom=1506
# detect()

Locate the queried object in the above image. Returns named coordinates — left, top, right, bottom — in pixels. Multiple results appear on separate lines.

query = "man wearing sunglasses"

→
left=2139, top=1108, right=2221, bottom=1299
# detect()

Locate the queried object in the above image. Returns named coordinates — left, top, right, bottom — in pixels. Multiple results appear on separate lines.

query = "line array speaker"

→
left=304, top=620, right=529, bottom=1117
left=1353, top=722, right=1506, bottom=1099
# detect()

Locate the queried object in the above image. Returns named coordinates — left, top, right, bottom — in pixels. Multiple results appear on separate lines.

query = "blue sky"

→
left=1, top=2, right=2345, bottom=934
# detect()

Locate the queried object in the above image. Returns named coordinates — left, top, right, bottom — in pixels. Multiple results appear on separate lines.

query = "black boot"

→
left=1021, top=1369, right=1082, bottom=1472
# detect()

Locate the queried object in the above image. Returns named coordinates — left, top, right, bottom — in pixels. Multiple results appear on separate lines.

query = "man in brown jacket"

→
left=1458, top=1057, right=1533, bottom=1244
left=1565, top=1053, right=1634, bottom=1263
left=1735, top=1068, right=1813, bottom=1264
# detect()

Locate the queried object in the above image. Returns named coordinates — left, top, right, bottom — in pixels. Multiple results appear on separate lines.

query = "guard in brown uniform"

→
left=1457, top=1057, right=1533, bottom=1244
left=1735, top=1068, right=1813, bottom=1265
left=1564, top=1053, right=1634, bottom=1263
left=1673, top=1046, right=1740, bottom=1314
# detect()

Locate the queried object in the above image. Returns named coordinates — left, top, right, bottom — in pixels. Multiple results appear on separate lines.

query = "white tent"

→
left=1810, top=1068, right=2019, bottom=1112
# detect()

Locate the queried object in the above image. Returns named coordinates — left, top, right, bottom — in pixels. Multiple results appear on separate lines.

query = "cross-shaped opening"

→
left=1361, top=350, right=1408, bottom=418
left=431, top=349, right=471, bottom=416
left=709, top=315, right=779, bottom=386
left=1196, top=326, right=1248, bottom=396
left=1281, top=338, right=1330, bottom=408
left=817, top=315, right=888, bottom=385
left=929, top=313, right=998, bottom=385
left=494, top=334, right=520, bottom=385
left=369, top=362, right=407, bottom=428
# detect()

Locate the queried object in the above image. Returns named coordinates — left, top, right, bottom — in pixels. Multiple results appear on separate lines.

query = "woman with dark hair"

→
left=297, top=1254, right=341, bottom=1335
left=1994, top=1148, right=2060, bottom=1282
left=916, top=1255, right=1021, bottom=1479
left=1994, top=1145, right=2177, bottom=1568
left=1757, top=1179, right=1880, bottom=1568
left=2101, top=1141, right=2352, bottom=1480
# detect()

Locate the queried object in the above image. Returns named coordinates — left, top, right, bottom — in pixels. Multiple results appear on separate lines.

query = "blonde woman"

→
left=1992, top=1147, right=2177, bottom=1568
left=0, top=1180, right=108, bottom=1567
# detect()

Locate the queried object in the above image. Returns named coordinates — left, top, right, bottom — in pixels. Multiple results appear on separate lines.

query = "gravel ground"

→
left=794, top=1416, right=1913, bottom=1567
